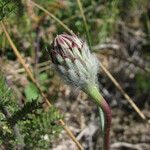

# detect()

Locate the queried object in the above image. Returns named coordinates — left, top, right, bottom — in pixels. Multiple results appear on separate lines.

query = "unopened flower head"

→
left=50, top=34, right=99, bottom=88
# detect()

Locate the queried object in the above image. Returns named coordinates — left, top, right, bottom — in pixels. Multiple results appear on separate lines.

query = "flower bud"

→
left=50, top=34, right=112, bottom=150
left=50, top=34, right=99, bottom=88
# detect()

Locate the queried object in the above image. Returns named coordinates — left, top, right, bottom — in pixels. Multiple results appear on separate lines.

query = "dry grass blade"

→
left=16, top=61, right=52, bottom=74
left=75, top=0, right=146, bottom=121
left=37, top=60, right=51, bottom=68
left=29, top=0, right=73, bottom=35
left=100, top=62, right=146, bottom=120
left=99, top=52, right=150, bottom=73
left=0, top=21, right=84, bottom=150
left=76, top=0, right=91, bottom=48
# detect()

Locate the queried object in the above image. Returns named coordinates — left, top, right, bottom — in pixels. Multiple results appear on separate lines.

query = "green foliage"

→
left=98, top=0, right=120, bottom=43
left=38, top=73, right=49, bottom=91
left=0, top=72, right=18, bottom=113
left=135, top=72, right=150, bottom=92
left=39, top=72, right=48, bottom=82
left=19, top=107, right=63, bottom=149
left=8, top=100, right=42, bottom=126
left=0, top=72, right=19, bottom=148
left=98, top=107, right=105, bottom=137
left=0, top=0, right=24, bottom=20
left=0, top=72, right=63, bottom=149
left=24, top=82, right=39, bottom=102
left=24, top=73, right=49, bottom=101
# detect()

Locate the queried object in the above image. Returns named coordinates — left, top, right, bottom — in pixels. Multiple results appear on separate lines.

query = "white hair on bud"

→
left=51, top=34, right=99, bottom=89
left=72, top=47, right=82, bottom=58
left=58, top=66, right=66, bottom=75
left=57, top=54, right=64, bottom=64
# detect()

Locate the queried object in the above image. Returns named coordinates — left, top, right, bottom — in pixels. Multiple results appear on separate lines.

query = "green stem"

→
left=83, top=84, right=111, bottom=150
left=98, top=106, right=105, bottom=137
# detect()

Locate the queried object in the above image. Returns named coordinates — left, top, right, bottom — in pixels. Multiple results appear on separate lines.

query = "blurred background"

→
left=0, top=0, right=150, bottom=150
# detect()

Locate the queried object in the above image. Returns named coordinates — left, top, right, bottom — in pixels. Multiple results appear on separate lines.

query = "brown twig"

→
left=99, top=62, right=146, bottom=120
left=76, top=0, right=91, bottom=48
left=26, top=0, right=39, bottom=23
left=93, top=44, right=150, bottom=74
left=30, top=0, right=73, bottom=35
left=101, top=52, right=150, bottom=74
left=0, top=21, right=84, bottom=150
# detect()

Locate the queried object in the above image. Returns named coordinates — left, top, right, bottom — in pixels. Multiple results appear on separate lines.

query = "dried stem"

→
left=98, top=51, right=150, bottom=74
left=76, top=0, right=91, bottom=49
left=100, top=62, right=146, bottom=120
left=29, top=0, right=73, bottom=35
left=1, top=21, right=84, bottom=150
